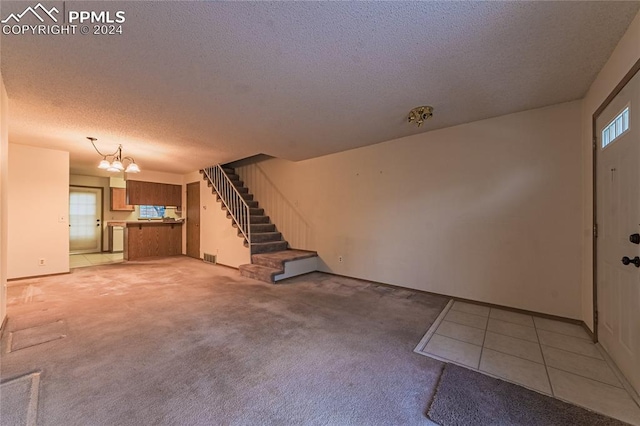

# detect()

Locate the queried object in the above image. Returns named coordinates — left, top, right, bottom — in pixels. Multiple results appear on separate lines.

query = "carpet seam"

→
left=425, top=362, right=447, bottom=422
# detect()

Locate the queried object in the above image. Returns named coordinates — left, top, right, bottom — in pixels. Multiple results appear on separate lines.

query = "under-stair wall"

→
left=200, top=182, right=250, bottom=267
left=234, top=163, right=314, bottom=251
left=182, top=169, right=250, bottom=268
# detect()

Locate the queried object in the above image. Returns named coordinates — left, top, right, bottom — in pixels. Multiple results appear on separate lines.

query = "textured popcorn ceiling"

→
left=1, top=1, right=638, bottom=174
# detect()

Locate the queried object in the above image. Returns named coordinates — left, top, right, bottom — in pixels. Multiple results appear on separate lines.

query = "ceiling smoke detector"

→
left=407, top=106, right=434, bottom=127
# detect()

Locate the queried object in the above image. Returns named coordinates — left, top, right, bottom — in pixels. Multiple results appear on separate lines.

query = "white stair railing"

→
left=202, top=165, right=251, bottom=244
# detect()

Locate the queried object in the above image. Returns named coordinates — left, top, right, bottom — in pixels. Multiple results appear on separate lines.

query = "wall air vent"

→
left=203, top=253, right=217, bottom=264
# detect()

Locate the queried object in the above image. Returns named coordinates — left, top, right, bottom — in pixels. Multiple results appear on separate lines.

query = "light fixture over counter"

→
left=88, top=137, right=140, bottom=173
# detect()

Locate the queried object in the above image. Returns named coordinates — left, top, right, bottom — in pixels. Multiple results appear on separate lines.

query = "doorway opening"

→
left=69, top=186, right=103, bottom=254
left=187, top=182, right=200, bottom=259
left=593, top=59, right=640, bottom=398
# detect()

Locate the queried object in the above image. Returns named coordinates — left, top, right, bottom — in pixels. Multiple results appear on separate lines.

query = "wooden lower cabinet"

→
left=124, top=222, right=182, bottom=260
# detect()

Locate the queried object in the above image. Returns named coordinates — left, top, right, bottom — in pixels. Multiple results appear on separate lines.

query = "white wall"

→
left=237, top=101, right=583, bottom=319
left=0, top=74, right=9, bottom=326
left=183, top=171, right=250, bottom=268
left=580, top=11, right=640, bottom=331
left=8, top=144, right=69, bottom=279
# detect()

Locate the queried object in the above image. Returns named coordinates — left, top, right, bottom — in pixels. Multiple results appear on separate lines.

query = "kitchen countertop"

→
left=107, top=220, right=184, bottom=227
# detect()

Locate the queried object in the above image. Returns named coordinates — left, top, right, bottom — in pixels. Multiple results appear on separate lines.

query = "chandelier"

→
left=87, top=137, right=140, bottom=173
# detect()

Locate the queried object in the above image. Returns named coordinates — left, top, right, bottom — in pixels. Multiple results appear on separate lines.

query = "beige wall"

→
left=237, top=101, right=583, bottom=319
left=8, top=144, right=69, bottom=279
left=580, top=11, right=640, bottom=331
left=183, top=171, right=250, bottom=268
left=131, top=170, right=183, bottom=185
left=0, top=74, right=8, bottom=325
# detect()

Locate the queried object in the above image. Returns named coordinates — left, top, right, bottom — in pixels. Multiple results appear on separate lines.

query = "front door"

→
left=69, top=186, right=102, bottom=254
left=596, top=69, right=640, bottom=395
left=187, top=182, right=200, bottom=259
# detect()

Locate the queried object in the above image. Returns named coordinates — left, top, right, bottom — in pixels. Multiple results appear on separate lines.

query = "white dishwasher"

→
left=112, top=226, right=124, bottom=252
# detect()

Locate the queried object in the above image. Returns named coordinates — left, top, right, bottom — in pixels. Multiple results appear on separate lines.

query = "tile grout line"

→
left=442, top=318, right=487, bottom=331
left=449, top=307, right=490, bottom=319
left=541, top=342, right=607, bottom=362
left=477, top=345, right=546, bottom=367
left=539, top=341, right=605, bottom=361
left=536, top=327, right=592, bottom=341
left=594, top=343, right=640, bottom=410
left=476, top=308, right=491, bottom=370
left=533, top=318, right=555, bottom=397
left=488, top=313, right=536, bottom=329
left=545, top=365, right=625, bottom=390
left=431, top=331, right=553, bottom=368
left=485, top=328, right=539, bottom=344
left=432, top=332, right=483, bottom=349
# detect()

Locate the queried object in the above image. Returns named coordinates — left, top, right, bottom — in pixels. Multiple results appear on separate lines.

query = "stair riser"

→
left=249, top=232, right=282, bottom=243
left=251, top=257, right=283, bottom=269
left=251, top=241, right=288, bottom=254
left=241, top=194, right=254, bottom=201
left=250, top=224, right=276, bottom=233
left=239, top=267, right=277, bottom=283
left=250, top=208, right=265, bottom=216
left=250, top=216, right=270, bottom=224
left=246, top=200, right=259, bottom=208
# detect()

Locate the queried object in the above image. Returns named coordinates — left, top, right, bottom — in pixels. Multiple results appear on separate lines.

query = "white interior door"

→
left=69, top=186, right=102, bottom=254
left=596, top=69, right=640, bottom=395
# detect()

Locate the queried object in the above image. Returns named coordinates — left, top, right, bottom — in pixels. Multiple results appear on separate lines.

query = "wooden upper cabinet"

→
left=167, top=184, right=182, bottom=207
left=111, top=188, right=135, bottom=211
left=126, top=180, right=182, bottom=207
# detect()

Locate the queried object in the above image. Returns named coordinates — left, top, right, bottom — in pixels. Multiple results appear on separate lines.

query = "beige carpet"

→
left=1, top=257, right=447, bottom=425
left=0, top=372, right=41, bottom=426
left=9, top=320, right=67, bottom=352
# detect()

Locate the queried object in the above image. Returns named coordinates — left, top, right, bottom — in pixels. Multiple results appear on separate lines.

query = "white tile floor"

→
left=415, top=300, right=640, bottom=425
left=70, top=252, right=123, bottom=268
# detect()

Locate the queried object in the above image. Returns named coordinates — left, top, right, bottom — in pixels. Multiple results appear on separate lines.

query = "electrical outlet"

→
left=38, top=258, right=46, bottom=266
left=338, top=256, right=343, bottom=263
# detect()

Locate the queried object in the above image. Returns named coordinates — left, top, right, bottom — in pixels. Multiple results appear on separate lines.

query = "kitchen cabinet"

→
left=126, top=180, right=182, bottom=207
left=123, top=222, right=183, bottom=260
left=110, top=188, right=135, bottom=211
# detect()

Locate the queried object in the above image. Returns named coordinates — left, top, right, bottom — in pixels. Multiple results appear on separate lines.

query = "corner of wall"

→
left=0, top=72, right=9, bottom=325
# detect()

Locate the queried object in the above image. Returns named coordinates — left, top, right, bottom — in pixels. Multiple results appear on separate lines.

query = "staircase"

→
left=201, top=165, right=317, bottom=283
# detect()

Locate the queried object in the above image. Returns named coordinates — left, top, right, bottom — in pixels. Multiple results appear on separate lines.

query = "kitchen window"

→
left=139, top=205, right=165, bottom=219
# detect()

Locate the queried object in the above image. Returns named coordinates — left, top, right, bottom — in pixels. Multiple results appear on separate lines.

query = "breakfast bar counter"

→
left=108, top=221, right=183, bottom=260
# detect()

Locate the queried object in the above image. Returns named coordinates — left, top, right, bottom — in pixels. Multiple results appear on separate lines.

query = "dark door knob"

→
left=630, top=233, right=640, bottom=244
left=621, top=256, right=640, bottom=267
